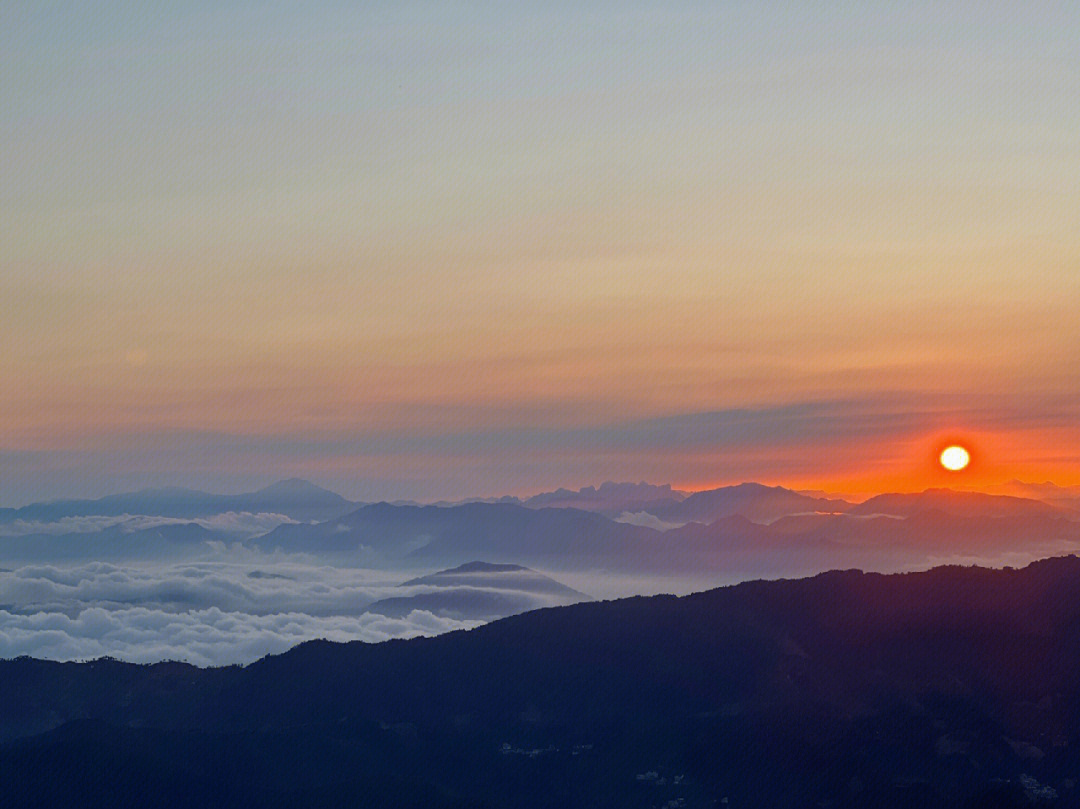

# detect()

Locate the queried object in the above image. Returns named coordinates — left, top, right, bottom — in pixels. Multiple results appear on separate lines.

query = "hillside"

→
left=3, top=557, right=1080, bottom=806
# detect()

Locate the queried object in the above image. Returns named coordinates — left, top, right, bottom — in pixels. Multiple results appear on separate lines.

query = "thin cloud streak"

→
left=5, top=392, right=1080, bottom=504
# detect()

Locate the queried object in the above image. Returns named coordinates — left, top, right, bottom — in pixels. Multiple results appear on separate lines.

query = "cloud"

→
left=7, top=388, right=1080, bottom=505
left=0, top=606, right=481, bottom=667
left=0, top=561, right=400, bottom=616
left=613, top=511, right=684, bottom=531
left=0, top=560, right=484, bottom=666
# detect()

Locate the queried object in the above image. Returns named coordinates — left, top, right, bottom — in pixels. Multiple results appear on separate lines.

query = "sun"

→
left=939, top=445, right=970, bottom=472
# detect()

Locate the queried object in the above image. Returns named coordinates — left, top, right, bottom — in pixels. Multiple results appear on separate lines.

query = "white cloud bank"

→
left=613, top=511, right=685, bottom=531
left=0, top=606, right=481, bottom=667
left=0, top=561, right=483, bottom=666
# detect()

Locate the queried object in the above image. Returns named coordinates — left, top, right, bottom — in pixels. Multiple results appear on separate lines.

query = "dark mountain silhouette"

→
left=1, top=479, right=357, bottom=524
left=365, top=561, right=590, bottom=620
left=3, top=557, right=1080, bottom=806
left=647, top=482, right=852, bottom=524
left=851, top=488, right=1067, bottom=519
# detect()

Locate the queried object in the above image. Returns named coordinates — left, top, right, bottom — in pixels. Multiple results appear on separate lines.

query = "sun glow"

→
left=940, top=445, right=971, bottom=472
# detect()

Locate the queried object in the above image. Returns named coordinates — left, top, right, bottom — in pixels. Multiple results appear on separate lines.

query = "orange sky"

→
left=3, top=4, right=1079, bottom=503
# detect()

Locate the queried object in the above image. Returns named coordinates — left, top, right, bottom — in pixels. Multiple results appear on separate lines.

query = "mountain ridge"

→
left=2, top=556, right=1080, bottom=806
left=1, top=479, right=357, bottom=523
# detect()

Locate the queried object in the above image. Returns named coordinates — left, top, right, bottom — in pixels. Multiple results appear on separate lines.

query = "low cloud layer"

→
left=0, top=605, right=481, bottom=667
left=0, top=561, right=483, bottom=666
left=613, top=511, right=685, bottom=531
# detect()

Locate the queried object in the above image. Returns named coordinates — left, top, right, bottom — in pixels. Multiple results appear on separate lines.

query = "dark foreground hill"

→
left=5, top=558, right=1080, bottom=807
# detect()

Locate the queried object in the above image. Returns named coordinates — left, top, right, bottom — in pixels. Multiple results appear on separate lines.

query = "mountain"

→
left=1, top=480, right=357, bottom=525
left=3, top=557, right=1080, bottom=807
left=523, top=481, right=687, bottom=517
left=364, top=561, right=590, bottom=620
left=399, top=561, right=589, bottom=598
left=1, top=490, right=1065, bottom=581
left=850, top=488, right=1067, bottom=519
left=253, top=501, right=659, bottom=568
left=0, top=522, right=217, bottom=561
left=427, top=495, right=523, bottom=507
left=251, top=496, right=1080, bottom=584
left=239, top=478, right=356, bottom=513
left=992, top=481, right=1080, bottom=513
left=654, top=509, right=1080, bottom=580
left=646, top=481, right=851, bottom=524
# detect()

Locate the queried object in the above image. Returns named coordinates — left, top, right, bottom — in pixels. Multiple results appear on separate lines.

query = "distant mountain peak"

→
left=257, top=478, right=335, bottom=494
left=251, top=479, right=349, bottom=503
left=851, top=488, right=1063, bottom=519
left=436, top=561, right=528, bottom=574
left=652, top=482, right=851, bottom=525
left=360, top=560, right=591, bottom=621
left=401, top=560, right=543, bottom=586
left=732, top=481, right=781, bottom=491
left=685, top=481, right=794, bottom=496
left=522, top=481, right=687, bottom=514
left=128, top=486, right=208, bottom=496
left=400, top=561, right=588, bottom=599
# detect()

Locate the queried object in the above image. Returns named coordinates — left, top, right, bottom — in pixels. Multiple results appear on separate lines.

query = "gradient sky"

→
left=3, top=2, right=1080, bottom=504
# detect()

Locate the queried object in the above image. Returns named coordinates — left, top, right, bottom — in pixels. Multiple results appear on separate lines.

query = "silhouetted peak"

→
left=255, top=479, right=346, bottom=499
left=438, top=561, right=528, bottom=574
left=400, top=560, right=545, bottom=587
left=852, top=488, right=1062, bottom=518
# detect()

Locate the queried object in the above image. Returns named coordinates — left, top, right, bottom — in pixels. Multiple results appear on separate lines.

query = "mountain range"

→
left=850, top=488, right=1067, bottom=519
left=3, top=480, right=1079, bottom=580
left=3, top=556, right=1080, bottom=807
left=0, top=478, right=359, bottom=525
left=247, top=486, right=1080, bottom=579
left=522, top=481, right=688, bottom=516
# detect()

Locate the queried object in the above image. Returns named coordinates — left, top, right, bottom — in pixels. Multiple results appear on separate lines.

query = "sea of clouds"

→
left=0, top=559, right=484, bottom=666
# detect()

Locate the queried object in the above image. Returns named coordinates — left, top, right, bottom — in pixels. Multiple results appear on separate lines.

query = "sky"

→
left=3, top=2, right=1080, bottom=505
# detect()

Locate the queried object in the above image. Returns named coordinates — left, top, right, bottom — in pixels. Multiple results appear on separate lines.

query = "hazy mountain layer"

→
left=850, top=488, right=1067, bottom=519
left=249, top=494, right=1080, bottom=578
left=643, top=481, right=852, bottom=524
left=1, top=479, right=357, bottom=525
left=523, top=481, right=688, bottom=516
